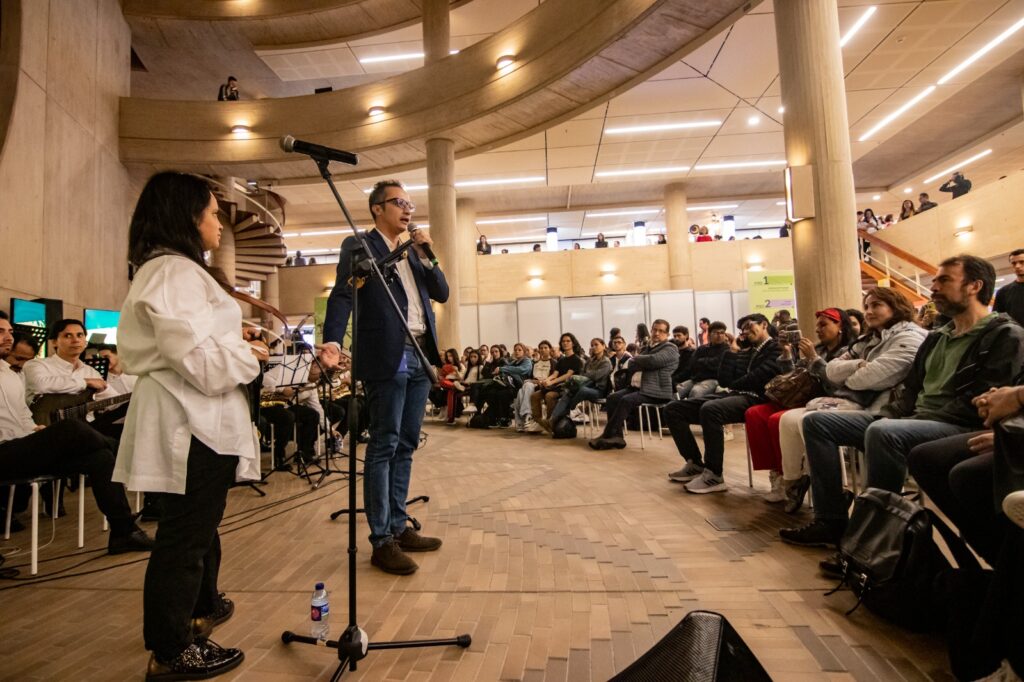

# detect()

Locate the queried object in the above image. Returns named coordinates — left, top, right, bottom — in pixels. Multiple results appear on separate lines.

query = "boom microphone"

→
left=279, top=135, right=359, bottom=166
left=407, top=223, right=438, bottom=264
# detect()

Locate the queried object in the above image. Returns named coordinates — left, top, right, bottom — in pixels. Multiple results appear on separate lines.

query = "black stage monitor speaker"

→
left=610, top=610, right=772, bottom=682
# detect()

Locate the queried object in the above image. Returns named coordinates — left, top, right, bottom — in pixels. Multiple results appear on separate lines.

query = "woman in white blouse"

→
left=115, top=172, right=261, bottom=680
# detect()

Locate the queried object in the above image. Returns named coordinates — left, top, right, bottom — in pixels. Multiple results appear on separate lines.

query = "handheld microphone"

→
left=279, top=135, right=359, bottom=166
left=407, top=223, right=438, bottom=264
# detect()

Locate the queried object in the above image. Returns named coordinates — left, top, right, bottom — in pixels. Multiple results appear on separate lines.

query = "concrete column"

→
left=426, top=138, right=459, bottom=350
left=261, top=270, right=283, bottom=339
left=456, top=197, right=478, bottom=305
left=664, top=183, right=693, bottom=290
left=423, top=4, right=460, bottom=349
left=211, top=176, right=238, bottom=285
left=774, top=0, right=863, bottom=332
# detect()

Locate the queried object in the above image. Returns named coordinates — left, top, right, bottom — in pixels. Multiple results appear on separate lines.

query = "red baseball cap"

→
left=815, top=308, right=842, bottom=323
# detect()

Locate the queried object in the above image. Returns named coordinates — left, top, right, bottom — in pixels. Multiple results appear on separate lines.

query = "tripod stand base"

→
left=282, top=629, right=471, bottom=680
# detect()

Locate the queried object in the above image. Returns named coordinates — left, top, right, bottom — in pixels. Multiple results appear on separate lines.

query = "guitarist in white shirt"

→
left=23, top=319, right=110, bottom=404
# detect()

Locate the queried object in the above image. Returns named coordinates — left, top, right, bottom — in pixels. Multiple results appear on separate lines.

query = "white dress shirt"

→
left=23, top=354, right=117, bottom=404
left=383, top=233, right=431, bottom=335
left=113, top=254, right=261, bottom=494
left=0, top=360, right=38, bottom=443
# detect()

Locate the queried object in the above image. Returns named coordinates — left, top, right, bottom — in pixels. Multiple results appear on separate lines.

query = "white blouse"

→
left=113, top=254, right=261, bottom=494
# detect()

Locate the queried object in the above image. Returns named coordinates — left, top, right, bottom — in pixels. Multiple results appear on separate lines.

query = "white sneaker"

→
left=684, top=470, right=728, bottom=494
left=668, top=461, right=705, bottom=483
left=764, top=470, right=786, bottom=503
left=524, top=417, right=543, bottom=434
left=463, top=404, right=477, bottom=414
left=1003, top=490, right=1024, bottom=530
left=723, top=425, right=735, bottom=442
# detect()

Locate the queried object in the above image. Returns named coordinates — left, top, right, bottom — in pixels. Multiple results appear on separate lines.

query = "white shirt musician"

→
left=23, top=319, right=112, bottom=404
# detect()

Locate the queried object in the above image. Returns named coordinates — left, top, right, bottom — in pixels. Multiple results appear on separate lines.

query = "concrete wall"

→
left=0, top=0, right=132, bottom=318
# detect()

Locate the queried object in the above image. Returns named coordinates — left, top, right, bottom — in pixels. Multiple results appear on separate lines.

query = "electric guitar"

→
left=30, top=390, right=132, bottom=426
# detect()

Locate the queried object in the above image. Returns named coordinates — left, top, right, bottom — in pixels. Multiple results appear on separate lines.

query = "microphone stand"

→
left=280, top=156, right=469, bottom=679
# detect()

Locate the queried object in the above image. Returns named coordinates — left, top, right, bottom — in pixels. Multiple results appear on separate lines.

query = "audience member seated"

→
left=674, top=321, right=728, bottom=399
left=471, top=346, right=507, bottom=407
left=918, top=192, right=938, bottom=212
left=670, top=325, right=695, bottom=386
left=635, top=323, right=651, bottom=352
left=514, top=340, right=554, bottom=432
left=476, top=343, right=533, bottom=427
left=663, top=314, right=782, bottom=493
left=24, top=319, right=111, bottom=405
left=430, top=349, right=464, bottom=424
left=939, top=171, right=972, bottom=199
left=696, top=318, right=710, bottom=346
left=545, top=338, right=612, bottom=432
left=588, top=319, right=677, bottom=450
left=608, top=336, right=633, bottom=392
left=260, top=349, right=321, bottom=466
left=744, top=308, right=854, bottom=506
left=781, top=255, right=1024, bottom=547
left=6, top=334, right=39, bottom=372
left=993, top=248, right=1024, bottom=327
left=527, top=334, right=584, bottom=433
left=899, top=199, right=916, bottom=221
left=0, top=312, right=152, bottom=554
left=86, top=346, right=136, bottom=440
left=845, top=308, right=865, bottom=337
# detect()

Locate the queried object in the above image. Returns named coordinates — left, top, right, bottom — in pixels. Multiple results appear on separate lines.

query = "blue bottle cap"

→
left=315, top=582, right=324, bottom=590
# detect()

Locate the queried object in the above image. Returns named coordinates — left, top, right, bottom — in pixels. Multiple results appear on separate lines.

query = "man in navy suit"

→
left=324, top=180, right=449, bottom=575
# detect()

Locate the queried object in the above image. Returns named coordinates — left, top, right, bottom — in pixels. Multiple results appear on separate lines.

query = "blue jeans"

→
left=363, top=346, right=431, bottom=547
left=803, top=411, right=970, bottom=521
left=549, top=385, right=604, bottom=424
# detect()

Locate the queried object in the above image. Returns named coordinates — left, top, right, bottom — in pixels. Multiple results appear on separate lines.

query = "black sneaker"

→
left=779, top=519, right=846, bottom=547
left=108, top=527, right=155, bottom=555
left=146, top=640, right=243, bottom=681
left=819, top=552, right=845, bottom=578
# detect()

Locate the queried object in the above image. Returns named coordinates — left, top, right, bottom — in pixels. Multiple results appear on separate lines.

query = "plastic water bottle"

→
left=310, top=582, right=329, bottom=640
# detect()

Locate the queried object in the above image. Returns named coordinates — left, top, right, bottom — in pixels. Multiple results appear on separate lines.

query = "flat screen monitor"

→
left=84, top=308, right=121, bottom=345
left=10, top=298, right=47, bottom=328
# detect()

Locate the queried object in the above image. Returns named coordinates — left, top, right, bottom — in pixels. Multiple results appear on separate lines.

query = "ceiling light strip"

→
left=687, top=204, right=739, bottom=211
left=604, top=121, right=722, bottom=134
left=922, top=149, right=993, bottom=184
left=839, top=6, right=877, bottom=48
left=857, top=85, right=935, bottom=142
left=693, top=160, right=786, bottom=170
left=587, top=209, right=661, bottom=217
left=937, top=16, right=1024, bottom=85
left=359, top=49, right=459, bottom=64
left=595, top=166, right=690, bottom=178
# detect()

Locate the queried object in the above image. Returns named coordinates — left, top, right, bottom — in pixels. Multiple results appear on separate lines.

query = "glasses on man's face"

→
left=379, top=197, right=415, bottom=213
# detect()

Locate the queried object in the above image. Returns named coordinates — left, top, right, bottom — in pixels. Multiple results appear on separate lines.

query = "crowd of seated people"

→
left=436, top=251, right=1023, bottom=678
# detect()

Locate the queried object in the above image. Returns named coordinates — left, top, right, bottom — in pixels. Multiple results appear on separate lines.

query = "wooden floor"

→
left=0, top=418, right=952, bottom=681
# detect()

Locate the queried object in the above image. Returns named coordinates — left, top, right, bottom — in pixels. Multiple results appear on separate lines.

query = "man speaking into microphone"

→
left=324, top=180, right=449, bottom=575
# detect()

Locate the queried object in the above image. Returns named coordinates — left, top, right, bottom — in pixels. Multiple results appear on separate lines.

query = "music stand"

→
left=13, top=324, right=47, bottom=358
left=82, top=356, right=110, bottom=381
left=279, top=151, right=469, bottom=679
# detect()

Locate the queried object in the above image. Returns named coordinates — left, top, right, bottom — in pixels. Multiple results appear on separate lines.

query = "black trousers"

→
left=908, top=431, right=1003, bottom=564
left=478, top=381, right=515, bottom=422
left=261, top=405, right=295, bottom=464
left=143, top=437, right=237, bottom=660
left=600, top=388, right=667, bottom=438
left=664, top=394, right=759, bottom=476
left=0, top=420, right=134, bottom=535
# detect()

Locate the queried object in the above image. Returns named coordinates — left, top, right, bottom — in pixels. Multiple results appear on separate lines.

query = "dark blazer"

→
left=324, top=229, right=449, bottom=381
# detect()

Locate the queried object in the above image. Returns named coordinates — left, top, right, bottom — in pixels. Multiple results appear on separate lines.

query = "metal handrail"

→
left=201, top=176, right=284, bottom=234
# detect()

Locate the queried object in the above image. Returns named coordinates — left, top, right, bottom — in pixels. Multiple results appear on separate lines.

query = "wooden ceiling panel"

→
left=546, top=167, right=595, bottom=187
left=607, top=77, right=739, bottom=117
left=455, top=148, right=546, bottom=174
left=545, top=119, right=605, bottom=149
left=701, top=131, right=785, bottom=158
left=715, top=106, right=783, bottom=136
left=706, top=12, right=779, bottom=98
left=547, top=146, right=599, bottom=169
left=649, top=60, right=704, bottom=81
left=680, top=30, right=728, bottom=75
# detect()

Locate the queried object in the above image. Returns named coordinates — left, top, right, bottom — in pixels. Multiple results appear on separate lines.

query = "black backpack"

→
left=552, top=415, right=577, bottom=439
left=828, top=488, right=981, bottom=632
left=467, top=412, right=490, bottom=429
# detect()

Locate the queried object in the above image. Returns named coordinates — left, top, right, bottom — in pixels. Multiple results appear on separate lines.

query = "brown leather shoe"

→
left=396, top=527, right=442, bottom=552
left=371, top=540, right=418, bottom=575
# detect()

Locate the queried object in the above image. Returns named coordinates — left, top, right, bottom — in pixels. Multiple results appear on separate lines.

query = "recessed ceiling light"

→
left=777, top=106, right=785, bottom=114
left=857, top=85, right=935, bottom=142
left=230, top=124, right=251, bottom=134
left=368, top=105, right=386, bottom=116
left=359, top=52, right=425, bottom=64
left=496, top=54, right=516, bottom=69
left=872, top=194, right=881, bottom=201
left=747, top=115, right=761, bottom=126
left=839, top=6, right=877, bottom=48
left=904, top=188, right=913, bottom=194
left=605, top=120, right=721, bottom=134
left=587, top=209, right=661, bottom=217
left=694, top=160, right=786, bottom=171
left=457, top=176, right=546, bottom=188
left=595, top=166, right=690, bottom=178
left=687, top=204, right=739, bottom=211
left=922, top=149, right=993, bottom=184
left=938, top=16, right=1024, bottom=85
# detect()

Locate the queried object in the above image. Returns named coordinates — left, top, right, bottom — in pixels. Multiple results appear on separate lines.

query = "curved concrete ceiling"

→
left=120, top=0, right=760, bottom=182
left=124, top=0, right=471, bottom=48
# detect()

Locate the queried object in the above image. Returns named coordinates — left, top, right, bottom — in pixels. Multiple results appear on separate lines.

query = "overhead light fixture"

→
left=359, top=50, right=460, bottom=65
left=496, top=54, right=516, bottom=69
left=457, top=176, right=546, bottom=188
left=746, top=220, right=786, bottom=227
left=282, top=232, right=300, bottom=238
left=857, top=86, right=935, bottom=141
left=605, top=120, right=721, bottom=134
left=922, top=149, right=993, bottom=184
left=300, top=229, right=348, bottom=236
left=747, top=262, right=765, bottom=272
left=476, top=216, right=547, bottom=225
left=954, top=224, right=974, bottom=237
left=587, top=209, right=661, bottom=217
left=595, top=166, right=689, bottom=178
left=904, top=188, right=913, bottom=193
left=747, top=115, right=761, bottom=126
left=839, top=6, right=877, bottom=48
left=775, top=200, right=787, bottom=206
left=230, top=124, right=251, bottom=134
left=872, top=194, right=882, bottom=200
left=938, top=16, right=1024, bottom=85
left=694, top=160, right=786, bottom=171
left=777, top=106, right=785, bottom=114
left=687, top=204, right=739, bottom=211
left=367, top=105, right=386, bottom=116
